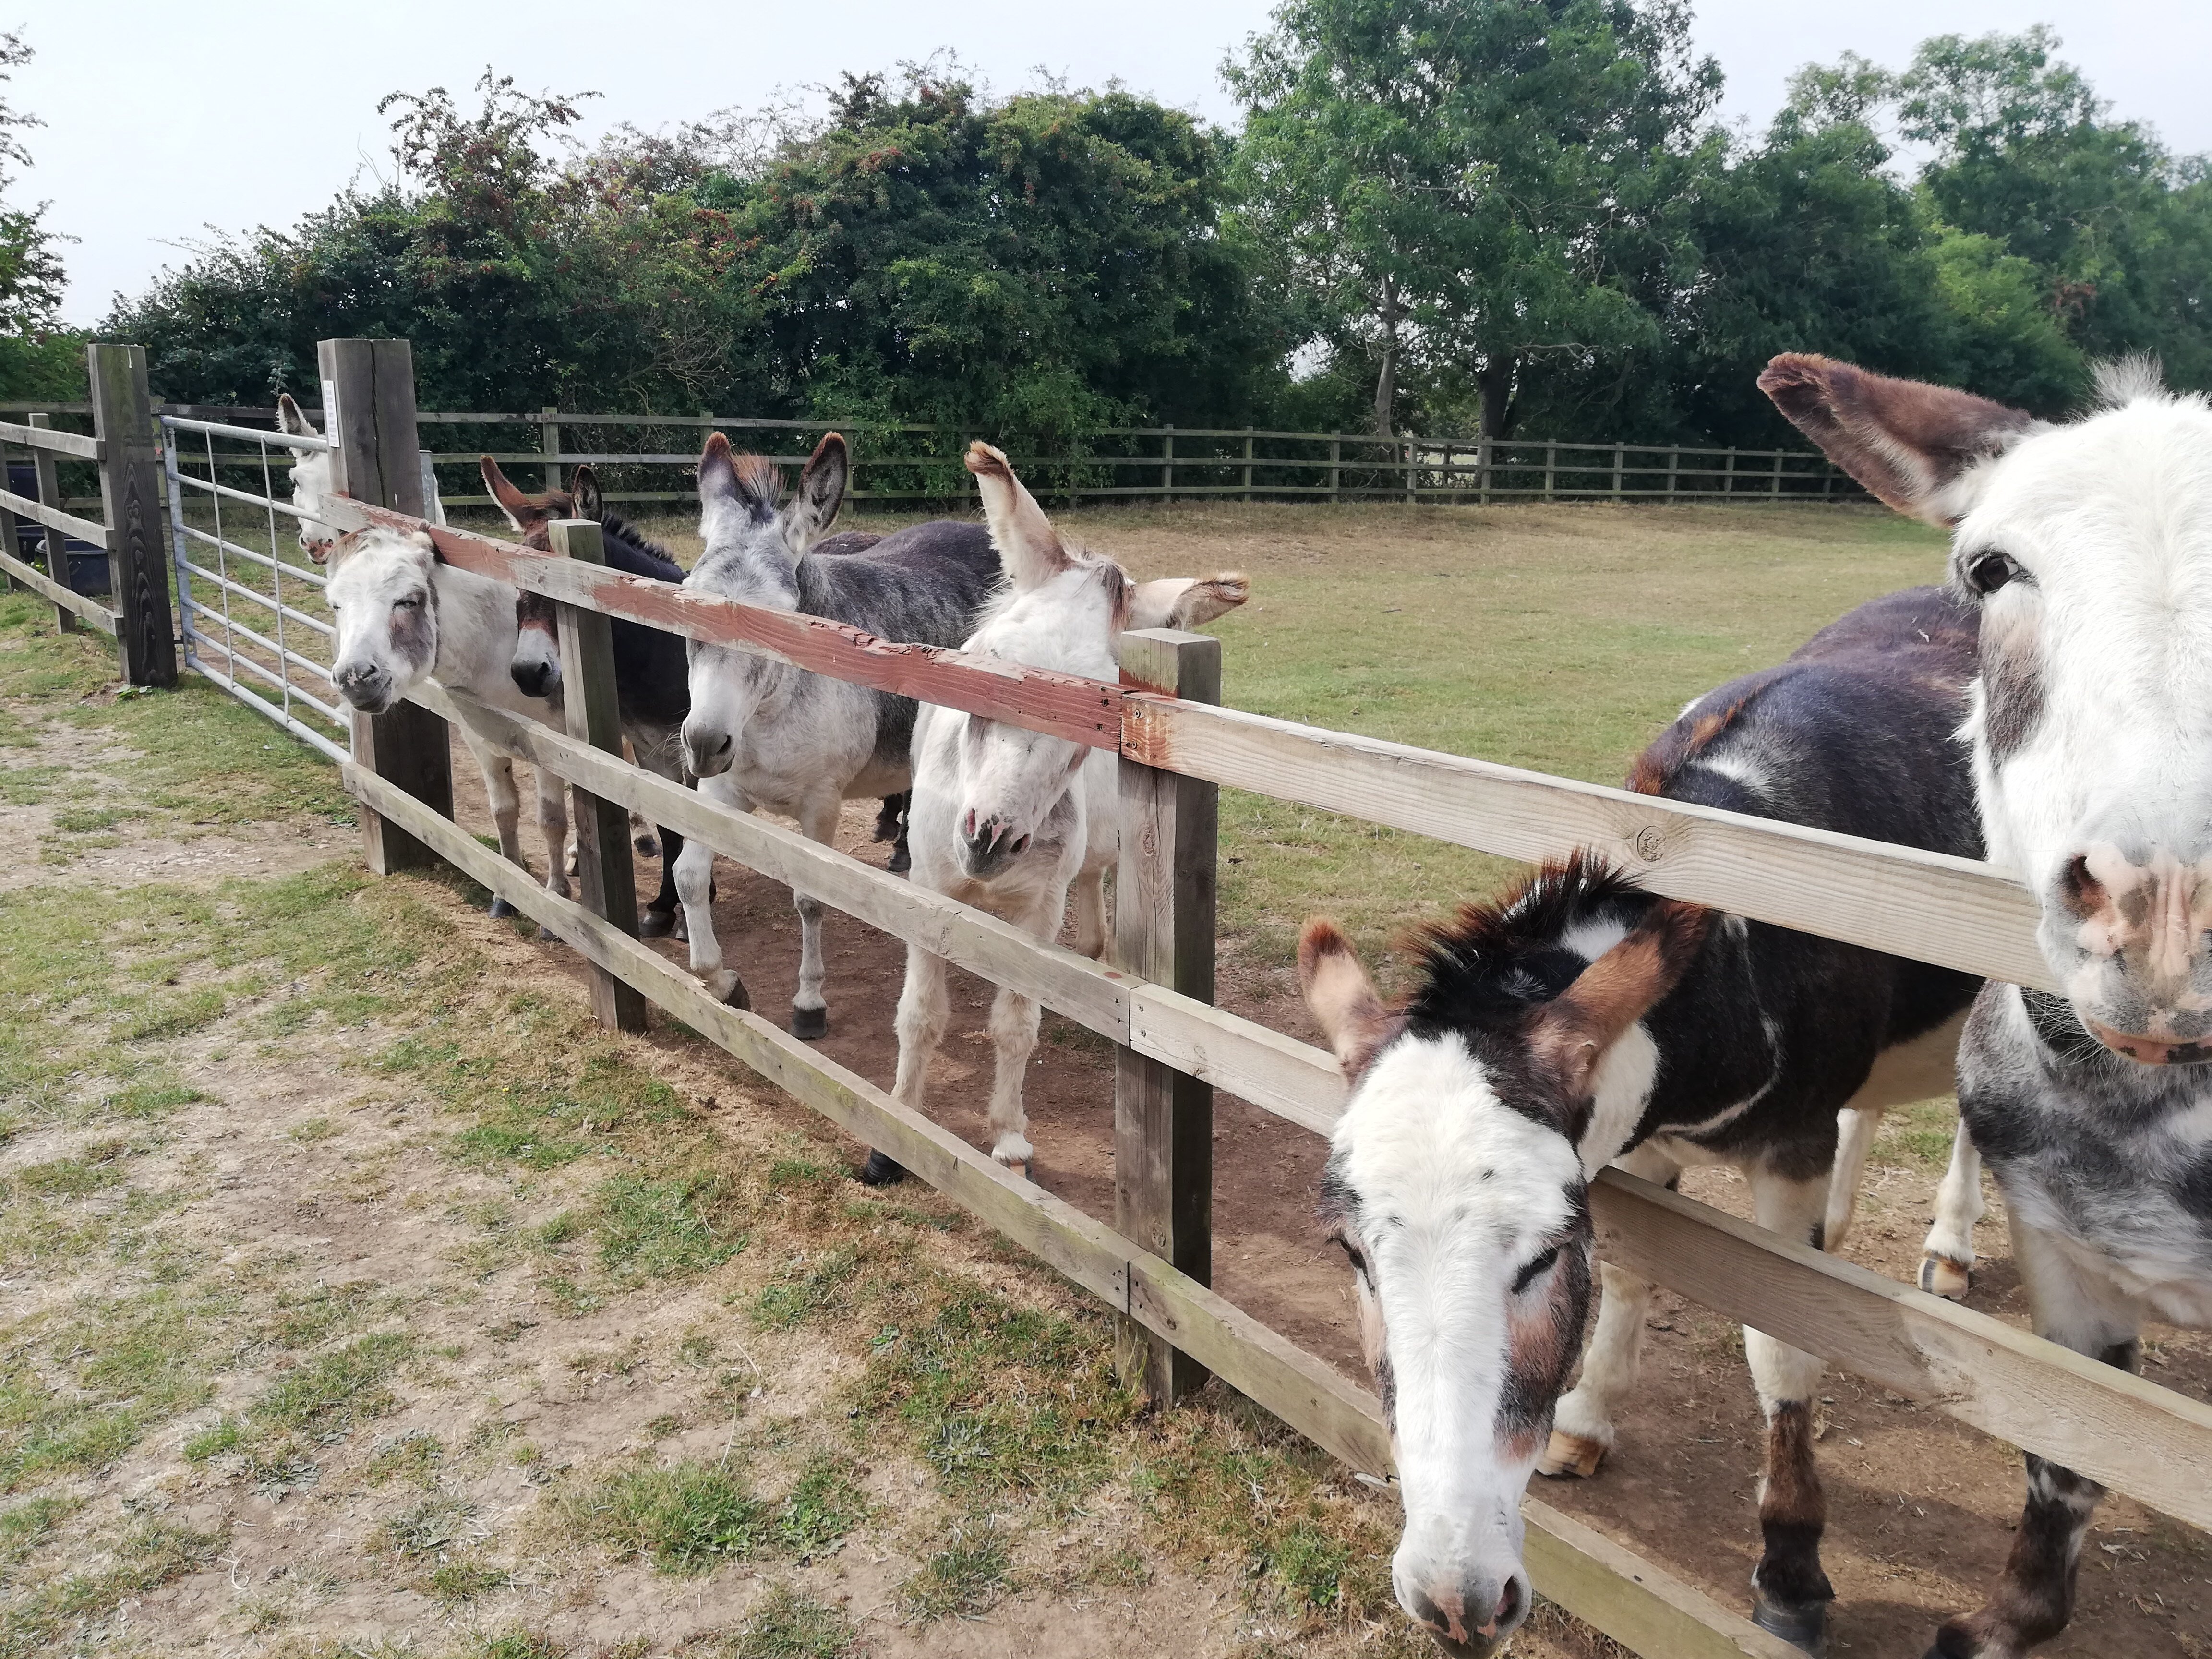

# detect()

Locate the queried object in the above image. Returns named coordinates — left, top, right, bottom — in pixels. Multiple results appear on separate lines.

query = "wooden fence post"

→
left=1667, top=445, right=1680, bottom=500
left=1477, top=437, right=1492, bottom=505
left=0, top=430, right=17, bottom=595
left=1612, top=441, right=1625, bottom=500
left=1724, top=448, right=1738, bottom=496
left=1404, top=440, right=1418, bottom=506
left=1242, top=429, right=1254, bottom=503
left=86, top=344, right=176, bottom=687
left=27, top=414, right=73, bottom=633
left=1771, top=450, right=1785, bottom=501
left=1544, top=440, right=1558, bottom=502
left=1161, top=426, right=1175, bottom=503
left=1114, top=628, right=1220, bottom=1405
left=550, top=517, right=649, bottom=1033
left=1328, top=437, right=1341, bottom=503
left=541, top=405, right=561, bottom=493
left=320, top=336, right=453, bottom=875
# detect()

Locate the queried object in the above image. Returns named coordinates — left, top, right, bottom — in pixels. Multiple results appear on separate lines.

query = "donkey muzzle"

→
left=511, top=659, right=560, bottom=700
left=2056, top=842, right=2212, bottom=1054
left=958, top=810, right=1031, bottom=879
left=334, top=664, right=394, bottom=715
left=682, top=719, right=735, bottom=778
left=1398, top=1568, right=1528, bottom=1658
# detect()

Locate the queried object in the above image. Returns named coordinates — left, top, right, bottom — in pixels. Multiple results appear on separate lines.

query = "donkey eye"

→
left=1511, top=1245, right=1562, bottom=1296
left=1333, top=1236, right=1370, bottom=1282
left=394, top=595, right=422, bottom=610
left=1965, top=551, right=2027, bottom=596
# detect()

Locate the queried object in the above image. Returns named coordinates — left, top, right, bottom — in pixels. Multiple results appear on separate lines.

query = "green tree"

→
left=0, top=29, right=79, bottom=400
left=1225, top=0, right=1720, bottom=436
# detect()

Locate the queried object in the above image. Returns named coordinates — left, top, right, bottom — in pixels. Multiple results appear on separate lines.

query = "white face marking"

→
left=325, top=531, right=439, bottom=713
left=1954, top=390, right=2212, bottom=1041
left=1331, top=1033, right=1578, bottom=1647
left=289, top=447, right=342, bottom=558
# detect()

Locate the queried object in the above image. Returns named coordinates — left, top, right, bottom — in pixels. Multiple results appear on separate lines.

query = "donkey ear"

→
left=1129, top=572, right=1250, bottom=632
left=276, top=393, right=319, bottom=439
left=407, top=529, right=444, bottom=565
left=1759, top=354, right=2043, bottom=527
left=481, top=456, right=535, bottom=532
left=699, top=431, right=780, bottom=523
left=569, top=464, right=603, bottom=522
left=782, top=433, right=848, bottom=554
left=1298, top=919, right=1404, bottom=1082
left=965, top=440, right=1072, bottom=590
left=319, top=529, right=361, bottom=568
left=1530, top=899, right=1709, bottom=1097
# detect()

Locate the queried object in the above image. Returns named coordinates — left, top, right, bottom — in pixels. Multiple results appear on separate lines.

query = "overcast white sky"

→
left=22, top=0, right=2212, bottom=325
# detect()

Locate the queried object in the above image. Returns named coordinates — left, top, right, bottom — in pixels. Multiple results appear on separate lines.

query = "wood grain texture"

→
left=1590, top=1170, right=2212, bottom=1531
left=342, top=760, right=1801, bottom=1659
left=1114, top=630, right=1221, bottom=1404
left=1124, top=696, right=2055, bottom=992
left=86, top=346, right=176, bottom=687
left=548, top=518, right=646, bottom=1033
left=0, top=417, right=100, bottom=459
left=321, top=338, right=449, bottom=872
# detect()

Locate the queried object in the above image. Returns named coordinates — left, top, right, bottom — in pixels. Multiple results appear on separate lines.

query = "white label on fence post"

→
left=321, top=378, right=339, bottom=442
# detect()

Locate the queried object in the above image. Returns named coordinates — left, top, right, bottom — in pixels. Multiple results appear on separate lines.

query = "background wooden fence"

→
left=22, top=340, right=2206, bottom=1659
left=6, top=397, right=1857, bottom=512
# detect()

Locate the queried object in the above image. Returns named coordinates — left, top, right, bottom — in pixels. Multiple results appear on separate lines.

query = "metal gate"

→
left=162, top=413, right=349, bottom=762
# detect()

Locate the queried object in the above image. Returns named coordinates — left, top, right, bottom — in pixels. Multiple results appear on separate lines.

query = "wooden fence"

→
left=4, top=397, right=1855, bottom=512
left=0, top=346, right=174, bottom=685
left=53, top=339, right=2210, bottom=1658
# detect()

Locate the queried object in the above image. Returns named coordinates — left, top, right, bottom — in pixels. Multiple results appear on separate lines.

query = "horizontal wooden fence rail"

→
left=402, top=676, right=2212, bottom=1535
left=357, top=501, right=2056, bottom=995
left=338, top=751, right=1803, bottom=1659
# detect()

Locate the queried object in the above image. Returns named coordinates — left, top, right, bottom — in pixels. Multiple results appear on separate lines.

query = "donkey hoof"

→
left=856, top=1150, right=908, bottom=1186
left=996, top=1158, right=1031, bottom=1182
left=488, top=895, right=517, bottom=921
left=791, top=1005, right=828, bottom=1040
left=888, top=844, right=912, bottom=876
left=1537, top=1431, right=1607, bottom=1479
left=638, top=909, right=676, bottom=939
left=1751, top=1591, right=1828, bottom=1657
left=1920, top=1254, right=1972, bottom=1300
left=634, top=832, right=661, bottom=859
left=705, top=970, right=750, bottom=1009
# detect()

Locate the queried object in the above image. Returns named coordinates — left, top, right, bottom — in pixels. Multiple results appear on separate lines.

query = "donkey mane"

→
left=521, top=511, right=682, bottom=579
left=1626, top=694, right=1755, bottom=797
left=1402, top=854, right=1658, bottom=1034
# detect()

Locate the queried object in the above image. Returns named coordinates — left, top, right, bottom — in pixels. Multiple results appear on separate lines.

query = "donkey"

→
left=676, top=433, right=1005, bottom=1026
left=866, top=443, right=1247, bottom=1186
left=320, top=525, right=572, bottom=914
left=1298, top=583, right=1990, bottom=1656
left=480, top=457, right=695, bottom=937
left=277, top=393, right=444, bottom=562
left=1765, top=352, right=2212, bottom=1659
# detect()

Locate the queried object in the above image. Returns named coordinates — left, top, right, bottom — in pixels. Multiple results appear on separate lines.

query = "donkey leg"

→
left=1745, top=1166, right=1835, bottom=1655
left=641, top=826, right=682, bottom=938
left=789, top=795, right=840, bottom=1039
left=621, top=737, right=659, bottom=858
left=863, top=942, right=950, bottom=1186
left=464, top=740, right=529, bottom=919
left=1823, top=1106, right=1883, bottom=1253
left=1542, top=1142, right=1680, bottom=1479
left=1920, top=1122, right=1984, bottom=1301
left=1926, top=1223, right=2139, bottom=1659
left=676, top=779, right=748, bottom=1007
left=534, top=766, right=571, bottom=902
left=1068, top=863, right=1110, bottom=960
left=985, top=984, right=1043, bottom=1177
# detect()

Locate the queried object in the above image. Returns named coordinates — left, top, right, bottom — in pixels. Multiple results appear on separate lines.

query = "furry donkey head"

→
left=277, top=393, right=345, bottom=561
left=324, top=527, right=442, bottom=715
left=1765, top=353, right=2212, bottom=1062
left=949, top=441, right=1138, bottom=877
left=1300, top=860, right=1707, bottom=1655
left=679, top=432, right=849, bottom=777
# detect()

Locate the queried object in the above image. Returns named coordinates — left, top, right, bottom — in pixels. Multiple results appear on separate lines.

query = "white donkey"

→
left=867, top=442, right=1247, bottom=1185
left=284, top=400, right=567, bottom=916
left=318, top=524, right=572, bottom=915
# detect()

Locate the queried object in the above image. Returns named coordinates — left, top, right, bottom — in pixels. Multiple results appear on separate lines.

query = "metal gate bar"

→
left=163, top=413, right=349, bottom=762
